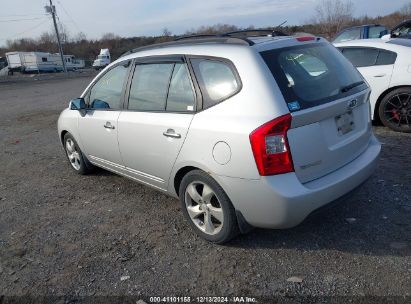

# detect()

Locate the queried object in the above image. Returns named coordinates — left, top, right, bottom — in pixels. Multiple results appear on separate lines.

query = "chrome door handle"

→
left=163, top=129, right=181, bottom=138
left=104, top=122, right=115, bottom=130
left=373, top=74, right=386, bottom=78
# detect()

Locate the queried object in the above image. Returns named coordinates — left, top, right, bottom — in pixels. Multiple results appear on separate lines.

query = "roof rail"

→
left=120, top=29, right=289, bottom=57
left=174, top=29, right=287, bottom=44
left=120, top=36, right=252, bottom=57
left=174, top=34, right=223, bottom=41
left=174, top=34, right=256, bottom=46
left=223, top=29, right=288, bottom=37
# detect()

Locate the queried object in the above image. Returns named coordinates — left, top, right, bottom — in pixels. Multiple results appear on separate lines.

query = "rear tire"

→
left=379, top=88, right=411, bottom=133
left=63, top=133, right=94, bottom=175
left=179, top=170, right=239, bottom=244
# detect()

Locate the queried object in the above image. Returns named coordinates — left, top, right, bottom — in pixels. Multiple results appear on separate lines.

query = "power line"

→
left=0, top=17, right=46, bottom=22
left=56, top=0, right=82, bottom=33
left=0, top=18, right=50, bottom=41
left=0, top=14, right=47, bottom=17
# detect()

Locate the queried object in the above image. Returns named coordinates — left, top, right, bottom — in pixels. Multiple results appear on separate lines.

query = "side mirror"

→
left=70, top=98, right=86, bottom=110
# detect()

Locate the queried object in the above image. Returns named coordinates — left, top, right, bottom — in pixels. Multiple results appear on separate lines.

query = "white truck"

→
left=5, top=51, right=85, bottom=73
left=92, top=49, right=111, bottom=70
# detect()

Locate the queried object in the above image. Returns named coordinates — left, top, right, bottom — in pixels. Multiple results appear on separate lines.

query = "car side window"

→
left=368, top=26, right=387, bottom=38
left=340, top=47, right=379, bottom=67
left=89, top=64, right=129, bottom=109
left=166, top=63, right=196, bottom=112
left=191, top=58, right=240, bottom=109
left=333, top=28, right=361, bottom=43
left=376, top=50, right=397, bottom=65
left=341, top=47, right=397, bottom=67
left=128, top=63, right=174, bottom=111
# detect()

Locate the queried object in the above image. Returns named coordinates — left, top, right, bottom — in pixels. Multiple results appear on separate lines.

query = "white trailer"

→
left=6, top=52, right=60, bottom=73
left=5, top=51, right=85, bottom=73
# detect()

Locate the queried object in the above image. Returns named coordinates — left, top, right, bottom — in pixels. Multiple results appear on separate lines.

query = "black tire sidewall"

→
left=379, top=88, right=411, bottom=133
left=179, top=170, right=238, bottom=244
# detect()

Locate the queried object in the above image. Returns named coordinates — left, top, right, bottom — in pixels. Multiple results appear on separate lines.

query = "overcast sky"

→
left=0, top=0, right=409, bottom=45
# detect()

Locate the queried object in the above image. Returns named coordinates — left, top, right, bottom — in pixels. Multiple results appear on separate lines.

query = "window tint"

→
left=260, top=43, right=365, bottom=111
left=333, top=28, right=361, bottom=43
left=128, top=63, right=174, bottom=111
left=368, top=26, right=387, bottom=38
left=376, top=50, right=397, bottom=65
left=191, top=59, right=239, bottom=108
left=341, top=47, right=379, bottom=67
left=89, top=64, right=128, bottom=109
left=166, top=63, right=196, bottom=112
left=341, top=47, right=397, bottom=67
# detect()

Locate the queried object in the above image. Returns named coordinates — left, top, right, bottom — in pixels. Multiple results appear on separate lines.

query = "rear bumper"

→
left=215, top=135, right=381, bottom=229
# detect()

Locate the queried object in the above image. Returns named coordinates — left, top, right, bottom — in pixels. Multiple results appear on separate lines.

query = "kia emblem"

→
left=348, top=99, right=358, bottom=109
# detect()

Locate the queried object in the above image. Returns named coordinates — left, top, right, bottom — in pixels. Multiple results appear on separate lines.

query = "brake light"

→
left=249, top=114, right=294, bottom=176
left=296, top=36, right=316, bottom=42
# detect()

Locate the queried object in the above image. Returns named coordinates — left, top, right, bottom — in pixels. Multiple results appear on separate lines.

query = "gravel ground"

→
left=0, top=77, right=410, bottom=303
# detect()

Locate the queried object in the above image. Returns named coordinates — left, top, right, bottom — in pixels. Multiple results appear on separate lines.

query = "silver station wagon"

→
left=58, top=31, right=381, bottom=243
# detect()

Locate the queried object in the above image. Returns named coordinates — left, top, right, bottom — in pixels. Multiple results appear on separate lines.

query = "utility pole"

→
left=45, top=0, right=67, bottom=73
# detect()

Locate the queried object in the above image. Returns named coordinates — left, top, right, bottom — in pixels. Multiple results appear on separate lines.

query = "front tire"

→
left=379, top=88, right=411, bottom=133
left=179, top=170, right=239, bottom=244
left=63, top=133, right=94, bottom=174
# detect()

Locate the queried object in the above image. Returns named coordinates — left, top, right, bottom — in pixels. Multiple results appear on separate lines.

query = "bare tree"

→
left=185, top=24, right=240, bottom=35
left=73, top=32, right=87, bottom=43
left=101, top=33, right=120, bottom=41
left=57, top=23, right=70, bottom=45
left=162, top=28, right=172, bottom=37
left=400, top=3, right=411, bottom=17
left=310, top=0, right=354, bottom=39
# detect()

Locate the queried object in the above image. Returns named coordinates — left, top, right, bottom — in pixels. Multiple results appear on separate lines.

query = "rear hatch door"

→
left=260, top=40, right=372, bottom=183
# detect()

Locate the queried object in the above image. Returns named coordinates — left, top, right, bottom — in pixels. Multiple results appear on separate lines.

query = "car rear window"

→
left=260, top=42, right=366, bottom=111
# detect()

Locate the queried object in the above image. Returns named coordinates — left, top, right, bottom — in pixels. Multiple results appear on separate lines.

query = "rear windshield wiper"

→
left=341, top=81, right=365, bottom=93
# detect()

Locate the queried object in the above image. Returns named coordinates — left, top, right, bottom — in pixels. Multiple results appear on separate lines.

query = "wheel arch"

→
left=374, top=85, right=411, bottom=123
left=173, top=166, right=200, bottom=196
left=60, top=130, right=68, bottom=145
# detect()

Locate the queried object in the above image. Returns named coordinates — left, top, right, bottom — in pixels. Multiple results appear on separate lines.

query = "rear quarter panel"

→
left=391, top=49, right=411, bottom=87
left=168, top=47, right=290, bottom=194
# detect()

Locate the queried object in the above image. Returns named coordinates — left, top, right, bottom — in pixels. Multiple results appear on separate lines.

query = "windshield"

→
left=260, top=42, right=366, bottom=111
left=393, top=24, right=411, bottom=37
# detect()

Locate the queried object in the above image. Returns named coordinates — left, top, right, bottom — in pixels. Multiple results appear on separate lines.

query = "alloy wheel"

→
left=383, top=93, right=411, bottom=130
left=65, top=138, right=81, bottom=170
left=184, top=181, right=224, bottom=235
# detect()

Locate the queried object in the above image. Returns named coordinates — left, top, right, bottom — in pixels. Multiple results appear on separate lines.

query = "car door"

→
left=340, top=47, right=396, bottom=115
left=117, top=57, right=196, bottom=190
left=78, top=61, right=130, bottom=168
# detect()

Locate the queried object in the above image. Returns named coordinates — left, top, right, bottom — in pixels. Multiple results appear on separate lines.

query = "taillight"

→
left=249, top=114, right=294, bottom=176
left=296, top=36, right=316, bottom=42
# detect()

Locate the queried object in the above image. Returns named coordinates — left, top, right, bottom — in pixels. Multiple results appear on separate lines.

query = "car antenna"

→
left=275, top=20, right=287, bottom=29
left=271, top=20, right=287, bottom=36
